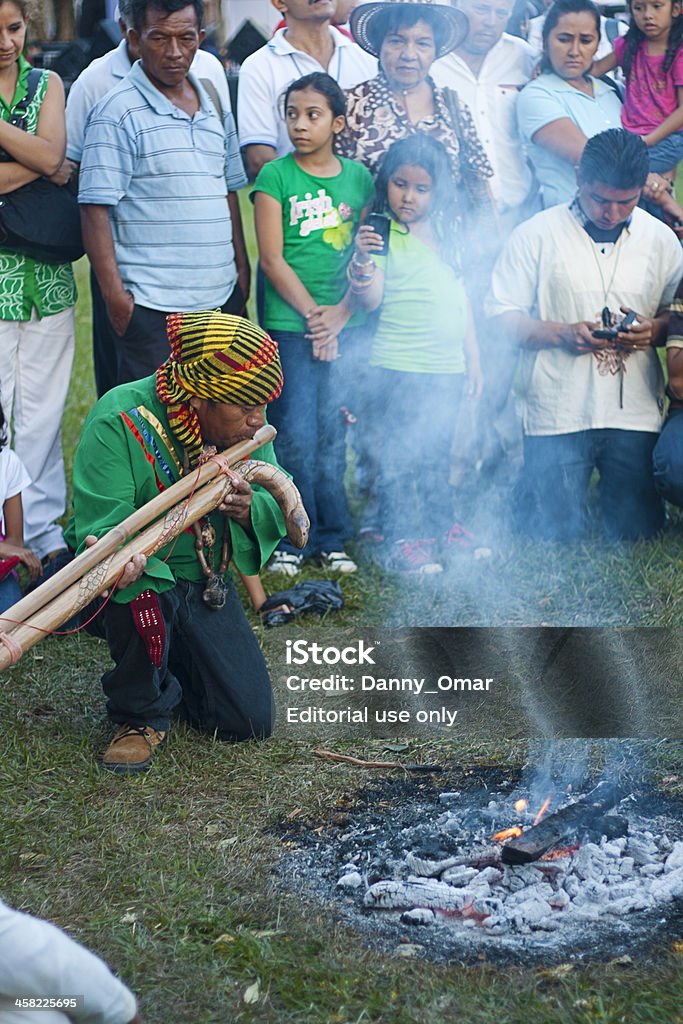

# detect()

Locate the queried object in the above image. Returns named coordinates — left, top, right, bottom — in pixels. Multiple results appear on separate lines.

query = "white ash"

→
left=333, top=796, right=683, bottom=944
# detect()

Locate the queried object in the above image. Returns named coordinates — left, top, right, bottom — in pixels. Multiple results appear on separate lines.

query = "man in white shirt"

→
left=487, top=129, right=683, bottom=542
left=237, top=0, right=376, bottom=179
left=432, top=0, right=537, bottom=227
left=66, top=0, right=234, bottom=397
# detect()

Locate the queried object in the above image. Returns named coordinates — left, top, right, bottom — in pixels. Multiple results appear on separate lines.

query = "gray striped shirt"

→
left=79, top=60, right=247, bottom=311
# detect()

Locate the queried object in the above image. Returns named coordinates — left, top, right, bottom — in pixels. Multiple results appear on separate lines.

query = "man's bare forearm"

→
left=80, top=204, right=125, bottom=301
left=491, top=311, right=575, bottom=348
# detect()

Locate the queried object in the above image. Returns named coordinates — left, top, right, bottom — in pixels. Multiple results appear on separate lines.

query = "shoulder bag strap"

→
left=199, top=77, right=224, bottom=123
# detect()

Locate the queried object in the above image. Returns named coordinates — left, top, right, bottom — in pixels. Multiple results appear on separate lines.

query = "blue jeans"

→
left=648, top=132, right=683, bottom=174
left=267, top=330, right=352, bottom=557
left=0, top=574, right=21, bottom=614
left=653, top=407, right=683, bottom=507
left=371, top=368, right=464, bottom=544
left=519, top=429, right=664, bottom=541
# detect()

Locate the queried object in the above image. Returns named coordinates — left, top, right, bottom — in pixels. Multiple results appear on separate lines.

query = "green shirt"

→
left=371, top=221, right=467, bottom=374
left=252, top=154, right=374, bottom=332
left=66, top=377, right=286, bottom=604
left=0, top=56, right=76, bottom=321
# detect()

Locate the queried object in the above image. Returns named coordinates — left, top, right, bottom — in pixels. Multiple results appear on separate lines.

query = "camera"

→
left=592, top=307, right=638, bottom=341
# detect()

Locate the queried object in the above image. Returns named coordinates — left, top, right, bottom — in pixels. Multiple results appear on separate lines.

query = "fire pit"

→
left=279, top=759, right=683, bottom=965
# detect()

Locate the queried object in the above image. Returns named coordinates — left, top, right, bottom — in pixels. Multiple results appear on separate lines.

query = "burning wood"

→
left=501, top=782, right=622, bottom=865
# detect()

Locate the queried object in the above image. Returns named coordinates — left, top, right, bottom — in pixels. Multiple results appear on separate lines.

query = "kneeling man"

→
left=488, top=129, right=683, bottom=541
left=68, top=312, right=286, bottom=773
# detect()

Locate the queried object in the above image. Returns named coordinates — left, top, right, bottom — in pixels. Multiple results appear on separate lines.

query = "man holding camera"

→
left=488, top=129, right=683, bottom=541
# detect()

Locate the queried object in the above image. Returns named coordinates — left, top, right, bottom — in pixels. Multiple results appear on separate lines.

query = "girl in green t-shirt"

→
left=253, top=72, right=373, bottom=576
left=350, top=134, right=483, bottom=574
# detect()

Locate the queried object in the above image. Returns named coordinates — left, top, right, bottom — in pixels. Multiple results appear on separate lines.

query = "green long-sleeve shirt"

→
left=66, top=376, right=286, bottom=603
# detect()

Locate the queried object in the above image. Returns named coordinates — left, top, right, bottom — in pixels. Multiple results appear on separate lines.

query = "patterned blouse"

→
left=0, top=56, right=76, bottom=322
left=335, top=71, right=493, bottom=191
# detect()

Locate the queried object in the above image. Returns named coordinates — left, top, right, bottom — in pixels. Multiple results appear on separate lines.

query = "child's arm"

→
left=254, top=191, right=342, bottom=360
left=591, top=52, right=618, bottom=78
left=347, top=224, right=386, bottom=312
left=0, top=494, right=41, bottom=579
left=643, top=87, right=683, bottom=147
left=254, top=192, right=319, bottom=318
left=304, top=292, right=354, bottom=361
left=464, top=304, right=484, bottom=398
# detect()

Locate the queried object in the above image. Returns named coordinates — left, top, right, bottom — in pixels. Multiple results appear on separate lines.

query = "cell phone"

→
left=366, top=213, right=391, bottom=256
left=592, top=309, right=638, bottom=340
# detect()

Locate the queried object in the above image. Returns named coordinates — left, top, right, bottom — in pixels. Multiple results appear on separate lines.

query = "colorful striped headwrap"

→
left=156, top=310, right=283, bottom=467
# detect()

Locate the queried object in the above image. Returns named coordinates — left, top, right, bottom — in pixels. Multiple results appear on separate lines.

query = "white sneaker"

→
left=267, top=551, right=304, bottom=576
left=320, top=550, right=358, bottom=573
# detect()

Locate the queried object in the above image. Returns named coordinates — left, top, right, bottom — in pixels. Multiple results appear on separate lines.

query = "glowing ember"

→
left=533, top=795, right=553, bottom=825
left=514, top=799, right=528, bottom=814
left=540, top=842, right=581, bottom=861
left=491, top=826, right=523, bottom=842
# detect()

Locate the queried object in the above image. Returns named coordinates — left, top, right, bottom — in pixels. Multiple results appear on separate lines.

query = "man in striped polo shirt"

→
left=79, top=0, right=249, bottom=385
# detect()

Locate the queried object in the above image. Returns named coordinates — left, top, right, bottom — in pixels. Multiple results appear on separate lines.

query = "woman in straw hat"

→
left=337, top=0, right=493, bottom=199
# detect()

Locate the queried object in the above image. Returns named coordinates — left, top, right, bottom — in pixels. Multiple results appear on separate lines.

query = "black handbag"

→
left=0, top=68, right=84, bottom=264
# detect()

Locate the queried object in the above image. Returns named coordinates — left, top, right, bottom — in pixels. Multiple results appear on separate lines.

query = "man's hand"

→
left=217, top=470, right=253, bottom=528
left=237, top=265, right=251, bottom=309
left=106, top=289, right=135, bottom=337
left=615, top=306, right=658, bottom=350
left=84, top=535, right=147, bottom=591
left=560, top=321, right=608, bottom=355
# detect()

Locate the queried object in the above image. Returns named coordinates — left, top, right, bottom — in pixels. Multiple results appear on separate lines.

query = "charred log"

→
left=501, top=782, right=623, bottom=865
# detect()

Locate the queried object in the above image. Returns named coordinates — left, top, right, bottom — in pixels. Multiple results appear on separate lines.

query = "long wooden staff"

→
left=0, top=458, right=308, bottom=671
left=0, top=425, right=277, bottom=639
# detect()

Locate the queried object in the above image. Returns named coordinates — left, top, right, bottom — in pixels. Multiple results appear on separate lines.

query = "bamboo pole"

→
left=0, top=425, right=276, bottom=639
left=0, top=458, right=305, bottom=671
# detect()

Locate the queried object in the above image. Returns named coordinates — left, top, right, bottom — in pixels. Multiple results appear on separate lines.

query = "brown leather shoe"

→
left=102, top=723, right=167, bottom=774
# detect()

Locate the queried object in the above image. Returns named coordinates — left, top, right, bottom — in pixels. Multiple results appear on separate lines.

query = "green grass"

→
left=2, top=243, right=683, bottom=1023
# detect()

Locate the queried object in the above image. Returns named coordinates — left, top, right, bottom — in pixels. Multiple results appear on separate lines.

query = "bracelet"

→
left=347, top=254, right=376, bottom=282
left=346, top=261, right=375, bottom=292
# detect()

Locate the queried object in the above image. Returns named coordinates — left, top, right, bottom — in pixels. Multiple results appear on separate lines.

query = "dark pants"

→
left=519, top=429, right=664, bottom=541
left=267, top=329, right=352, bottom=557
left=92, top=579, right=274, bottom=739
left=653, top=407, right=683, bottom=507
left=372, top=368, right=464, bottom=543
left=115, top=284, right=245, bottom=386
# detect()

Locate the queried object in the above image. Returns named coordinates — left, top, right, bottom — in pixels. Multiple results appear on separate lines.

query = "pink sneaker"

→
left=383, top=539, right=443, bottom=575
left=443, top=522, right=475, bottom=550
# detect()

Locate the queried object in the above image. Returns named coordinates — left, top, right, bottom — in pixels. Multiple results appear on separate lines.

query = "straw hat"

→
left=350, top=0, right=468, bottom=59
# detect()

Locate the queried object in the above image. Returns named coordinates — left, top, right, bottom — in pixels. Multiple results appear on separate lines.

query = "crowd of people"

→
left=1, top=0, right=682, bottom=592
left=3, top=0, right=683, bottom=1007
left=0, top=0, right=682, bottom=738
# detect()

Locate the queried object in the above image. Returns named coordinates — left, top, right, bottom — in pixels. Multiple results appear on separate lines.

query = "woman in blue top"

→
left=518, top=0, right=683, bottom=223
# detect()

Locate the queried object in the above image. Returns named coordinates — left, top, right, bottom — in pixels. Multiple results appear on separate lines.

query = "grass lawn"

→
left=1, top=239, right=683, bottom=1023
